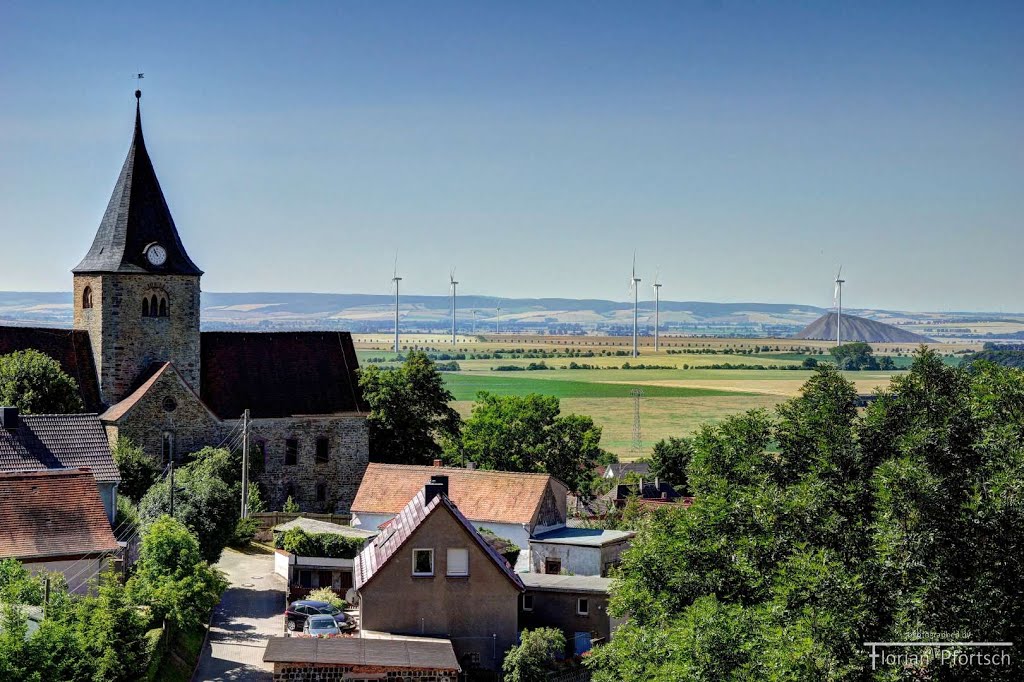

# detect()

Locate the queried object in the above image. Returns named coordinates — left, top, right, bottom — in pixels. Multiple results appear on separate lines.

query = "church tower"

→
left=73, top=91, right=203, bottom=407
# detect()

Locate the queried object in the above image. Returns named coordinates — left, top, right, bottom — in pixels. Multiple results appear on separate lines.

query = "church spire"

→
left=73, top=91, right=203, bottom=276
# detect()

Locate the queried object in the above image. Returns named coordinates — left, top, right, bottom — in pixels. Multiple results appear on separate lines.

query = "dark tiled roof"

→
left=354, top=490, right=524, bottom=592
left=0, top=469, right=119, bottom=560
left=0, top=413, right=119, bottom=482
left=353, top=463, right=563, bottom=526
left=73, top=95, right=202, bottom=276
left=263, top=636, right=460, bottom=671
left=604, top=462, right=650, bottom=478
left=0, top=326, right=103, bottom=412
left=200, top=331, right=365, bottom=419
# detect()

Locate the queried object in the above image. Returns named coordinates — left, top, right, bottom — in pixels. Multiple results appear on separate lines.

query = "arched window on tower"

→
left=142, top=297, right=151, bottom=317
left=159, top=297, right=168, bottom=317
left=143, top=292, right=169, bottom=318
left=82, top=286, right=93, bottom=309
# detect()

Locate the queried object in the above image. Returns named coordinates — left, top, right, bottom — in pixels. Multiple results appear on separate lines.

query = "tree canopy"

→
left=111, top=437, right=159, bottom=503
left=0, top=349, right=84, bottom=414
left=359, top=351, right=462, bottom=465
left=648, top=436, right=693, bottom=493
left=448, top=391, right=606, bottom=497
left=829, top=341, right=879, bottom=371
left=588, top=353, right=1024, bottom=680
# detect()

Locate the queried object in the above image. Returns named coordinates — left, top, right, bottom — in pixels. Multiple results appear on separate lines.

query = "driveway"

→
left=193, top=548, right=285, bottom=682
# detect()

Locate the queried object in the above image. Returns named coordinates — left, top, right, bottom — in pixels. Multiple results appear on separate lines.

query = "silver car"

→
left=303, top=614, right=341, bottom=637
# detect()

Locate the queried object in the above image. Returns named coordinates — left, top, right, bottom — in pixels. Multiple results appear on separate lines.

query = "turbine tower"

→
left=449, top=268, right=458, bottom=346
left=391, top=255, right=402, bottom=353
left=653, top=270, right=662, bottom=353
left=630, top=252, right=642, bottom=358
left=495, top=304, right=501, bottom=335
left=834, top=266, right=845, bottom=347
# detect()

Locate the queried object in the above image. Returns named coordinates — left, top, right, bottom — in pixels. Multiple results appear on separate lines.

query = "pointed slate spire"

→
left=74, top=91, right=202, bottom=275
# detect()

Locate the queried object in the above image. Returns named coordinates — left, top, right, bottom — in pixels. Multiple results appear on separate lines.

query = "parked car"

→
left=303, top=615, right=341, bottom=637
left=285, top=599, right=351, bottom=632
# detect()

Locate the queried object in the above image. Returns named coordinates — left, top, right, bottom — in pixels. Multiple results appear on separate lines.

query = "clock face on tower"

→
left=145, top=244, right=167, bottom=266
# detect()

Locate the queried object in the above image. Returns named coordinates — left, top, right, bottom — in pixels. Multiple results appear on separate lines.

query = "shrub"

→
left=307, top=587, right=347, bottom=610
left=277, top=528, right=365, bottom=559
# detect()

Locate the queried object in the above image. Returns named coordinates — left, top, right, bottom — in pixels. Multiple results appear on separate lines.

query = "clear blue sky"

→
left=1, top=1, right=1021, bottom=311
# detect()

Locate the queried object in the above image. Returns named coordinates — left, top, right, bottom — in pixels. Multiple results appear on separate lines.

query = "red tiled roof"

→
left=0, top=326, right=102, bottom=412
left=354, top=489, right=524, bottom=591
left=200, top=331, right=366, bottom=419
left=352, top=463, right=565, bottom=526
left=0, top=413, right=119, bottom=482
left=0, top=469, right=119, bottom=560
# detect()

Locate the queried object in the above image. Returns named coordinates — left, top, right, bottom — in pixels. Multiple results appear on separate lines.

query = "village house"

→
left=262, top=635, right=461, bottom=682
left=529, top=527, right=634, bottom=577
left=0, top=92, right=369, bottom=513
left=351, top=462, right=568, bottom=571
left=0, top=408, right=120, bottom=523
left=0, top=469, right=120, bottom=593
left=271, top=516, right=376, bottom=601
left=518, top=573, right=622, bottom=656
left=354, top=476, right=525, bottom=672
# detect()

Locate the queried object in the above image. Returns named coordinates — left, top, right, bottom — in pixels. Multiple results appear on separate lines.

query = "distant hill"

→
left=794, top=313, right=935, bottom=344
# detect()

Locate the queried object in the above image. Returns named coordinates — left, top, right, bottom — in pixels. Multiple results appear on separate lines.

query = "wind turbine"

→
left=834, top=266, right=845, bottom=347
left=653, top=269, right=662, bottom=353
left=495, top=303, right=501, bottom=335
left=391, top=255, right=402, bottom=353
left=449, top=268, right=459, bottom=346
left=630, top=252, right=642, bottom=358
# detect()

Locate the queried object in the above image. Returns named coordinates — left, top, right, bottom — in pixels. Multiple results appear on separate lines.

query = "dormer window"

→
left=82, top=286, right=93, bottom=309
left=142, top=292, right=169, bottom=318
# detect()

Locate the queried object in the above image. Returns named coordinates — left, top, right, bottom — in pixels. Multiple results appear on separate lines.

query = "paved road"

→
left=193, top=549, right=284, bottom=682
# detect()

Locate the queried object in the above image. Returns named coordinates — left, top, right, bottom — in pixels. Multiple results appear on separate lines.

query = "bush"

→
left=283, top=496, right=300, bottom=513
left=307, top=587, right=347, bottom=610
left=113, top=437, right=160, bottom=503
left=477, top=528, right=521, bottom=567
left=277, top=528, right=365, bottom=559
left=232, top=517, right=259, bottom=547
left=503, top=627, right=566, bottom=682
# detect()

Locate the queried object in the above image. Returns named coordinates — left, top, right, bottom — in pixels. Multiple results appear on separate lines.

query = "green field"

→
left=442, top=372, right=747, bottom=400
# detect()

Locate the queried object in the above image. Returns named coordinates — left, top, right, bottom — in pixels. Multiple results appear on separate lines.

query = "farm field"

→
left=353, top=333, right=969, bottom=461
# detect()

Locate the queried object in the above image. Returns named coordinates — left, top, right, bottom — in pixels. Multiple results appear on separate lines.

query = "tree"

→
left=359, top=351, right=462, bottom=465
left=283, top=495, right=300, bottom=513
left=0, top=349, right=84, bottom=414
left=76, top=569, right=149, bottom=682
left=502, top=627, right=566, bottom=682
left=126, top=515, right=226, bottom=632
left=138, top=447, right=240, bottom=563
left=588, top=356, right=1024, bottom=680
left=648, top=436, right=693, bottom=492
left=112, top=437, right=159, bottom=503
left=829, top=341, right=878, bottom=371
left=451, top=392, right=607, bottom=496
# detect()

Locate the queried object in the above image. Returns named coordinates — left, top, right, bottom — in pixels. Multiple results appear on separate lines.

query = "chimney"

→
left=424, top=475, right=449, bottom=503
left=433, top=458, right=443, bottom=468
left=0, top=407, right=19, bottom=432
left=661, top=492, right=668, bottom=500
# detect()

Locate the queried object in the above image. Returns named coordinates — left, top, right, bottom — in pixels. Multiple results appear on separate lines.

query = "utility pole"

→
left=168, top=455, right=175, bottom=518
left=241, top=409, right=250, bottom=519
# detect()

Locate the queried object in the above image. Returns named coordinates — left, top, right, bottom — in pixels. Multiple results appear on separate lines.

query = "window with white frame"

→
left=447, top=548, right=469, bottom=576
left=577, top=598, right=589, bottom=616
left=412, top=549, right=434, bottom=576
left=522, top=594, right=534, bottom=612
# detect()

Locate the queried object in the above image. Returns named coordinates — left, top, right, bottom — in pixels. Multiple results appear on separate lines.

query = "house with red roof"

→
left=354, top=475, right=525, bottom=672
left=0, top=469, right=120, bottom=593
left=351, top=462, right=569, bottom=572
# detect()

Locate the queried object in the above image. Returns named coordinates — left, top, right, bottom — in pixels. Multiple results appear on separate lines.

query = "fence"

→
left=251, top=511, right=352, bottom=533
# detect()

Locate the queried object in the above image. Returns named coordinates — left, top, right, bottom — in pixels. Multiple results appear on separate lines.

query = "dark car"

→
left=285, top=600, right=349, bottom=632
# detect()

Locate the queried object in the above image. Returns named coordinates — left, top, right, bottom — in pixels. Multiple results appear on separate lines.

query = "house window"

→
left=285, top=438, right=298, bottom=465
left=161, top=432, right=174, bottom=464
left=522, top=594, right=534, bottom=612
left=82, top=286, right=93, bottom=309
left=316, top=483, right=326, bottom=503
left=412, top=549, right=434, bottom=576
left=315, top=437, right=329, bottom=464
left=577, top=598, right=589, bottom=616
left=299, top=570, right=313, bottom=588
left=544, top=558, right=562, bottom=575
left=447, top=548, right=469, bottom=576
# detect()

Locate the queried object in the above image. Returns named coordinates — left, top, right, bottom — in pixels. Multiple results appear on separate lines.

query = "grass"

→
left=442, top=372, right=748, bottom=400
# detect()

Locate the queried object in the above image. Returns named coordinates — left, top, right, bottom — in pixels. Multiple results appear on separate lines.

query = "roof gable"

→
left=354, top=490, right=524, bottom=592
left=200, top=331, right=365, bottom=418
left=353, top=463, right=565, bottom=526
left=0, top=413, right=119, bottom=482
left=100, top=361, right=219, bottom=424
left=0, top=326, right=102, bottom=412
left=0, top=469, right=119, bottom=560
